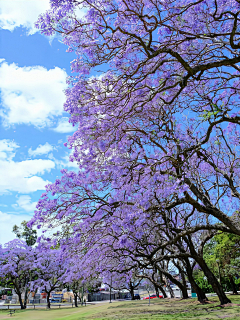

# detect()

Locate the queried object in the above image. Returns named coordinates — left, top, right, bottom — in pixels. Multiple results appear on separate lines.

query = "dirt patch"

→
left=218, top=303, right=240, bottom=307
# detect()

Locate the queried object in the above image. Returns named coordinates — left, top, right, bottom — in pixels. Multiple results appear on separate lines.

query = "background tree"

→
left=31, top=244, right=67, bottom=309
left=203, top=233, right=240, bottom=294
left=0, top=240, right=35, bottom=309
left=13, top=220, right=37, bottom=247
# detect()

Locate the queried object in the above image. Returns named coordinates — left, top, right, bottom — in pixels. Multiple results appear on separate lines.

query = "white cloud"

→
left=29, top=142, right=54, bottom=157
left=0, top=0, right=50, bottom=34
left=58, top=154, right=79, bottom=169
left=0, top=159, right=55, bottom=193
left=0, top=62, right=67, bottom=127
left=75, top=6, right=87, bottom=20
left=52, top=117, right=76, bottom=133
left=14, top=195, right=37, bottom=212
left=0, top=139, right=19, bottom=160
left=0, top=139, right=55, bottom=193
left=48, top=152, right=79, bottom=170
left=0, top=211, right=32, bottom=244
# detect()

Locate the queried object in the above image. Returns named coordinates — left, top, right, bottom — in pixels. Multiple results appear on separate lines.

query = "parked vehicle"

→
left=124, top=293, right=131, bottom=300
left=143, top=294, right=163, bottom=300
left=134, top=294, right=140, bottom=300
left=51, top=298, right=62, bottom=303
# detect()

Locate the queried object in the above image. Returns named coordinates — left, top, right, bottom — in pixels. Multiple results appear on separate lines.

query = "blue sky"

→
left=0, top=0, right=79, bottom=244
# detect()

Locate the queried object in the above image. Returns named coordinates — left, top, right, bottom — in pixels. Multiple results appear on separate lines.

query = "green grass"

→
left=1, top=296, right=240, bottom=320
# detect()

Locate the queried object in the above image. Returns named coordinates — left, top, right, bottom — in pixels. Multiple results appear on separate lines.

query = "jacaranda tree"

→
left=29, top=0, right=240, bottom=305
left=31, top=243, right=67, bottom=308
left=0, top=240, right=35, bottom=309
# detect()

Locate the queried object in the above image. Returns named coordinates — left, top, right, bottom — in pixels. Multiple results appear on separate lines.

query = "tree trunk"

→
left=190, top=277, right=208, bottom=303
left=16, top=291, right=25, bottom=310
left=180, top=271, right=189, bottom=299
left=186, top=236, right=231, bottom=305
left=196, top=257, right=231, bottom=305
left=129, top=284, right=135, bottom=300
left=158, top=285, right=167, bottom=298
left=185, top=260, right=208, bottom=303
left=47, top=292, right=51, bottom=309
left=160, top=271, right=186, bottom=299
left=74, top=293, right=78, bottom=307
left=151, top=271, right=167, bottom=298
left=230, top=276, right=238, bottom=295
left=154, top=284, right=160, bottom=298
left=81, top=285, right=84, bottom=306
left=23, top=288, right=28, bottom=309
left=163, top=278, right=175, bottom=298
left=13, top=280, right=25, bottom=310
left=181, top=285, right=189, bottom=299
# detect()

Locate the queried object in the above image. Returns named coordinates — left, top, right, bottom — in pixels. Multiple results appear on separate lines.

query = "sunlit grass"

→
left=0, top=295, right=240, bottom=319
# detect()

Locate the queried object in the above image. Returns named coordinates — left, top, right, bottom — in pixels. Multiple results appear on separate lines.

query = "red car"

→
left=143, top=294, right=163, bottom=300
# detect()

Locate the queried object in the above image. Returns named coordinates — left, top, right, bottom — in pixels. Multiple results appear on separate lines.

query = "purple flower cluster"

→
left=20, top=0, right=240, bottom=305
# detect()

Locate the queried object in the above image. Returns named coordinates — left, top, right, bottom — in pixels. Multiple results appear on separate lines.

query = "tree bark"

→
left=184, top=259, right=208, bottom=303
left=158, top=285, right=167, bottom=298
left=46, top=292, right=51, bottom=309
left=180, top=271, right=189, bottom=299
left=16, top=291, right=25, bottom=310
left=23, top=287, right=29, bottom=309
left=13, top=279, right=25, bottom=309
left=167, top=283, right=175, bottom=298
left=74, top=293, right=78, bottom=307
left=230, top=276, right=238, bottom=295
left=160, top=270, right=186, bottom=299
left=186, top=235, right=231, bottom=304
left=181, top=284, right=189, bottom=299
left=196, top=257, right=231, bottom=305
left=154, top=284, right=160, bottom=298
left=129, top=283, right=135, bottom=300
left=191, top=278, right=208, bottom=303
left=152, top=271, right=167, bottom=298
left=138, top=274, right=168, bottom=298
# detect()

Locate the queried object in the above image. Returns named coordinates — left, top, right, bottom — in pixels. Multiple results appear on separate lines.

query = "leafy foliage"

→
left=12, top=220, right=37, bottom=247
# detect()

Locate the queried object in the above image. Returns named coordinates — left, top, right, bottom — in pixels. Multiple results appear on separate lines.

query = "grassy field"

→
left=1, top=296, right=240, bottom=320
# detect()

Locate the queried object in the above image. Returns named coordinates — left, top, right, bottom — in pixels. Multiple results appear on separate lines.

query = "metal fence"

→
left=0, top=303, right=80, bottom=310
left=87, top=292, right=127, bottom=302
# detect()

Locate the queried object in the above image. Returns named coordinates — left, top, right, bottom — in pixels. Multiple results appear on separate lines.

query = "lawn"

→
left=1, top=296, right=240, bottom=320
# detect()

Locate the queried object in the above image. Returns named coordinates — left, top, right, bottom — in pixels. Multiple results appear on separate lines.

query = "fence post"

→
left=8, top=305, right=9, bottom=310
left=72, top=303, right=73, bottom=308
left=59, top=304, right=60, bottom=309
left=34, top=304, right=35, bottom=310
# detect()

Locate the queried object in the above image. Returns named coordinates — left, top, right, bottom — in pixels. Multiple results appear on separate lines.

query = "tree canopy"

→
left=21, top=0, right=240, bottom=305
left=12, top=220, right=37, bottom=247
